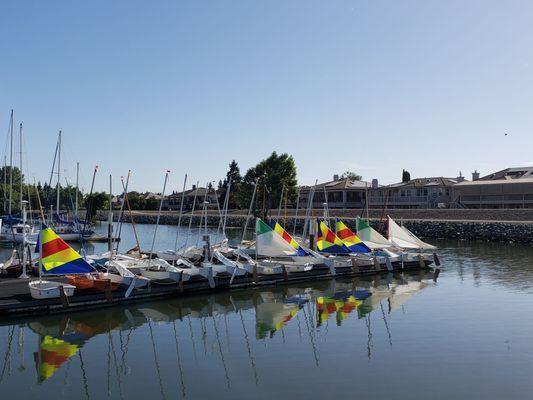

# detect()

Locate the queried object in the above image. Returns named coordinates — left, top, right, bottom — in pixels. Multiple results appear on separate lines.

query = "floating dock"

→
left=0, top=263, right=437, bottom=318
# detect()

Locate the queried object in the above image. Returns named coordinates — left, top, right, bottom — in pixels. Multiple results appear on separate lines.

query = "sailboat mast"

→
left=148, top=170, right=170, bottom=264
left=172, top=173, right=188, bottom=255
left=8, top=109, right=13, bottom=215
left=75, top=162, right=79, bottom=216
left=19, top=123, right=23, bottom=214
left=56, top=131, right=61, bottom=216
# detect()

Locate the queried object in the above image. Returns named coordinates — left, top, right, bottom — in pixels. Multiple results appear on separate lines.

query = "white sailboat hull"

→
left=29, top=280, right=76, bottom=300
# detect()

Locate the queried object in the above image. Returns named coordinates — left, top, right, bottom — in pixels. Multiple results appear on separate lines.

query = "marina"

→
left=0, top=233, right=532, bottom=399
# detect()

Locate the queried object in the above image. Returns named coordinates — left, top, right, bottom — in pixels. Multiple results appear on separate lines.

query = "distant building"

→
left=369, top=177, right=459, bottom=209
left=298, top=176, right=373, bottom=209
left=453, top=167, right=533, bottom=209
left=165, top=187, right=218, bottom=210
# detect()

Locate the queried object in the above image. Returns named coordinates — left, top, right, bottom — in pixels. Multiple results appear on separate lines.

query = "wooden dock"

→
left=0, top=263, right=437, bottom=318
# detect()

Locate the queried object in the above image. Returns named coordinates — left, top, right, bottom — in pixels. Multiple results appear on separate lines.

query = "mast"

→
left=8, top=109, right=13, bottom=215
left=56, top=131, right=61, bottom=216
left=183, top=181, right=199, bottom=251
left=75, top=162, right=79, bottom=216
left=108, top=174, right=113, bottom=253
left=19, top=123, right=23, bottom=214
left=148, top=170, right=170, bottom=265
left=172, top=173, right=188, bottom=256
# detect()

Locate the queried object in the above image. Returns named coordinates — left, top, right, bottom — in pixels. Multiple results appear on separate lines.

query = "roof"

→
left=168, top=187, right=216, bottom=197
left=455, top=177, right=533, bottom=186
left=478, top=166, right=533, bottom=181
left=299, top=178, right=374, bottom=191
left=386, top=177, right=458, bottom=189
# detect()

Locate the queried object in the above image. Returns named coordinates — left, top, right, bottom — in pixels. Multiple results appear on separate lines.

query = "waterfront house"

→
left=369, top=176, right=460, bottom=209
left=298, top=176, right=373, bottom=210
left=452, top=167, right=533, bottom=209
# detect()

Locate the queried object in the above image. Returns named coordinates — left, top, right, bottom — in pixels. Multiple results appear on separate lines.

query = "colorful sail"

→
left=355, top=217, right=391, bottom=249
left=316, top=220, right=351, bottom=254
left=335, top=220, right=371, bottom=253
left=269, top=220, right=308, bottom=256
left=37, top=224, right=94, bottom=274
left=36, top=335, right=80, bottom=382
left=256, top=219, right=299, bottom=257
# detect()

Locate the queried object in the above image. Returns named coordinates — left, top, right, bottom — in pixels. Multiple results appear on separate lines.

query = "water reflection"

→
left=0, top=270, right=436, bottom=393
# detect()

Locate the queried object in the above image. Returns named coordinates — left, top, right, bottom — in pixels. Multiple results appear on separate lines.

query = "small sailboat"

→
left=28, top=224, right=91, bottom=299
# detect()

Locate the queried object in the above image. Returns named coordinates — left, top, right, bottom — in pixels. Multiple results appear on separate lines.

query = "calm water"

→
left=0, top=223, right=532, bottom=399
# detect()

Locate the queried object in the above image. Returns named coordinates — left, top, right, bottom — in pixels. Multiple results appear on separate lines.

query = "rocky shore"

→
left=94, top=209, right=533, bottom=244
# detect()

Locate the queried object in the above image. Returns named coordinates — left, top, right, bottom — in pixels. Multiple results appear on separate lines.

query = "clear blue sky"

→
left=1, top=0, right=532, bottom=193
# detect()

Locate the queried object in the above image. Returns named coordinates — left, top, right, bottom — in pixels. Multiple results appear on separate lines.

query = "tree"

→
left=340, top=171, right=362, bottom=181
left=83, top=192, right=108, bottom=221
left=238, top=152, right=297, bottom=216
left=219, top=160, right=242, bottom=209
left=402, top=169, right=411, bottom=183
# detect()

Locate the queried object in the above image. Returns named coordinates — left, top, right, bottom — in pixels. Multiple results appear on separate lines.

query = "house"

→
left=298, top=176, right=373, bottom=210
left=369, top=176, right=460, bottom=209
left=452, top=167, right=533, bottom=209
left=165, top=186, right=218, bottom=211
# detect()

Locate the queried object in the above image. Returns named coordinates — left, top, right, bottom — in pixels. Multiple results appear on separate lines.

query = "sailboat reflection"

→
left=20, top=270, right=436, bottom=383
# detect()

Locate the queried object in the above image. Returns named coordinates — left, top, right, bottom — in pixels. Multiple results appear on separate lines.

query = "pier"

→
left=0, top=263, right=435, bottom=318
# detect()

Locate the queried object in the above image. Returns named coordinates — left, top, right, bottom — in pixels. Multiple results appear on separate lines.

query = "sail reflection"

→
left=11, top=270, right=438, bottom=384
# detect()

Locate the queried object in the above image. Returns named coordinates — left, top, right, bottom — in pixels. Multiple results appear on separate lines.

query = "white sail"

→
left=387, top=216, right=424, bottom=249
left=400, top=225, right=437, bottom=250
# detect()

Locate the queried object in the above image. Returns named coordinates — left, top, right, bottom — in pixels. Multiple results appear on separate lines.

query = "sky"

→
left=1, top=0, right=532, bottom=193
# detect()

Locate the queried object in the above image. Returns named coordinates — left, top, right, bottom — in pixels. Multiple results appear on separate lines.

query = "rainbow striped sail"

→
left=335, top=220, right=371, bottom=253
left=37, top=224, right=94, bottom=274
left=269, top=220, right=308, bottom=256
left=316, top=220, right=351, bottom=254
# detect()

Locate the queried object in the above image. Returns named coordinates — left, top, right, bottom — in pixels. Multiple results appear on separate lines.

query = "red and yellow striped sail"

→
left=270, top=221, right=308, bottom=256
left=38, top=224, right=93, bottom=274
left=317, top=221, right=351, bottom=254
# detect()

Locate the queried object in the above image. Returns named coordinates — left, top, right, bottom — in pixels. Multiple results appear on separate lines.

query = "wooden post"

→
left=433, top=252, right=441, bottom=267
left=105, top=280, right=113, bottom=302
left=373, top=256, right=381, bottom=273
left=178, top=271, right=184, bottom=293
left=252, top=264, right=258, bottom=283
left=351, top=257, right=360, bottom=274
left=59, top=286, right=70, bottom=308
left=418, top=254, right=425, bottom=269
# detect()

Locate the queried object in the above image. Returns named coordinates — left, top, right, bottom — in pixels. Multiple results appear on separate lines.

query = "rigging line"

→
left=365, top=314, right=373, bottom=361
left=239, top=310, right=259, bottom=385
left=380, top=302, right=393, bottom=348
left=108, top=331, right=125, bottom=400
left=212, top=315, right=231, bottom=388
left=187, top=316, right=198, bottom=363
left=78, top=350, right=91, bottom=400
left=172, top=320, right=187, bottom=398
left=148, top=320, right=167, bottom=400
left=301, top=304, right=319, bottom=367
left=0, top=325, right=15, bottom=383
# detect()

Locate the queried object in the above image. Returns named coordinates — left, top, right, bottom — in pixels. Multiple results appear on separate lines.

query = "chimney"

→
left=472, top=170, right=480, bottom=181
left=333, top=174, right=339, bottom=181
left=372, top=178, right=378, bottom=189
left=457, top=171, right=465, bottom=183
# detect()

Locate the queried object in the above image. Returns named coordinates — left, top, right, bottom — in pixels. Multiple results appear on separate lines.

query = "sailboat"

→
left=28, top=224, right=92, bottom=299
left=1, top=117, right=38, bottom=244
left=47, top=132, right=95, bottom=242
left=387, top=216, right=436, bottom=250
